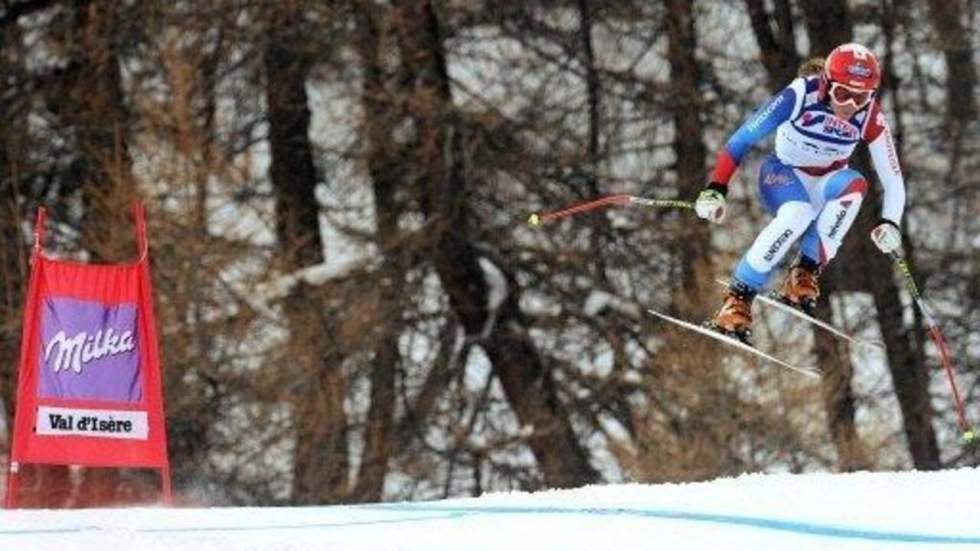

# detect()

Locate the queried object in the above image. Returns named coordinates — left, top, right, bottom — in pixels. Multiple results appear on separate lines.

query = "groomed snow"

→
left=3, top=468, right=979, bottom=550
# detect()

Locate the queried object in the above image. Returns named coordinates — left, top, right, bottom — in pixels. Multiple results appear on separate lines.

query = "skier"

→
left=694, top=43, right=905, bottom=342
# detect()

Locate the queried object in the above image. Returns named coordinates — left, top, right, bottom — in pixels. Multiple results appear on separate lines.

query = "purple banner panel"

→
left=39, top=297, right=142, bottom=403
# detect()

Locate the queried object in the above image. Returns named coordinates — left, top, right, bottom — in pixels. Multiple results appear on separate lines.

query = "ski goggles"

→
left=828, top=82, right=873, bottom=108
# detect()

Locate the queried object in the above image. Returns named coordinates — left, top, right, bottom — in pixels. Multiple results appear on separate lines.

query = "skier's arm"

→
left=863, top=104, right=906, bottom=225
left=709, top=80, right=801, bottom=187
left=863, top=102, right=906, bottom=253
left=696, top=79, right=801, bottom=223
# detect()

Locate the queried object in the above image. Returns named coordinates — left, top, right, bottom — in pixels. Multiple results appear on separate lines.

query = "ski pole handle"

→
left=528, top=194, right=694, bottom=226
left=889, top=251, right=937, bottom=325
left=629, top=197, right=695, bottom=209
left=889, top=251, right=919, bottom=297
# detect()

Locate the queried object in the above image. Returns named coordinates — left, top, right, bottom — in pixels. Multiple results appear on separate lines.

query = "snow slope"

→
left=2, top=468, right=979, bottom=551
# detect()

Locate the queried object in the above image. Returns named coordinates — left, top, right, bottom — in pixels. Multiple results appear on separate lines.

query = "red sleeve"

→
left=710, top=150, right=738, bottom=185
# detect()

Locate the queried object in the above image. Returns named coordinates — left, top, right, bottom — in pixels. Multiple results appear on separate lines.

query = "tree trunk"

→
left=346, top=2, right=416, bottom=503
left=925, top=0, right=974, bottom=245
left=924, top=0, right=976, bottom=133
left=264, top=6, right=351, bottom=504
left=665, top=0, right=712, bottom=313
left=798, top=0, right=852, bottom=55
left=743, top=0, right=800, bottom=88
left=575, top=0, right=612, bottom=284
left=57, top=0, right=140, bottom=262
left=266, top=37, right=321, bottom=268
left=577, top=0, right=602, bottom=195
left=0, top=100, right=29, bottom=465
left=800, top=0, right=940, bottom=469
left=813, top=284, right=872, bottom=471
left=395, top=1, right=599, bottom=489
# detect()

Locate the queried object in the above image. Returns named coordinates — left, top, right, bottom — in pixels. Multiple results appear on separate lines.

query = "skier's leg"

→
left=779, top=207, right=822, bottom=311
left=779, top=169, right=867, bottom=311
left=733, top=201, right=816, bottom=288
left=713, top=156, right=813, bottom=338
left=731, top=156, right=814, bottom=293
left=799, top=169, right=868, bottom=265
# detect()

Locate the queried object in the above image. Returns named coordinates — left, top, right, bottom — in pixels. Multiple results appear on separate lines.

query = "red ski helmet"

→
left=819, top=43, right=880, bottom=107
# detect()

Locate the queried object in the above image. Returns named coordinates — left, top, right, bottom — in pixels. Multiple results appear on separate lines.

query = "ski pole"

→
left=527, top=194, right=693, bottom=226
left=889, top=251, right=975, bottom=443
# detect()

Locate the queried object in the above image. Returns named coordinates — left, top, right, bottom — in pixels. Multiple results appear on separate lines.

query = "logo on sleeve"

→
left=747, top=94, right=786, bottom=132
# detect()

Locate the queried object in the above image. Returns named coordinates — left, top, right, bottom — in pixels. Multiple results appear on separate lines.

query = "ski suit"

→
left=709, top=76, right=906, bottom=292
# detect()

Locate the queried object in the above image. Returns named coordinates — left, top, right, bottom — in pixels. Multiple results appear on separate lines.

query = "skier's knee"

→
left=776, top=201, right=817, bottom=227
left=826, top=170, right=868, bottom=199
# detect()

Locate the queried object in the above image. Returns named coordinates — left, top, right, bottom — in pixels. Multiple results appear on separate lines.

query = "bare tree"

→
left=262, top=3, right=354, bottom=505
left=743, top=0, right=800, bottom=88
left=800, top=0, right=940, bottom=470
left=392, top=1, right=600, bottom=489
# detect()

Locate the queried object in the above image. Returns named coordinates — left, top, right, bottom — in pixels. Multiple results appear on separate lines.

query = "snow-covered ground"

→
left=3, top=468, right=979, bottom=551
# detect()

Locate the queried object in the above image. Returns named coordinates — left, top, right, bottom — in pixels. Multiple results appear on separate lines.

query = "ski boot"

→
left=776, top=260, right=820, bottom=314
left=706, top=282, right=755, bottom=344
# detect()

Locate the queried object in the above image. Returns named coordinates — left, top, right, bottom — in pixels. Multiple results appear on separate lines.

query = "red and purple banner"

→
left=5, top=205, right=171, bottom=507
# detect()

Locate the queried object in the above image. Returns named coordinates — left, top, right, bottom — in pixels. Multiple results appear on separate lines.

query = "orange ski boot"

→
left=708, top=284, right=755, bottom=344
left=777, top=261, right=820, bottom=314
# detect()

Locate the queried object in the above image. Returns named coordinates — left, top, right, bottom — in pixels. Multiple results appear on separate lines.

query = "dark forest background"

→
left=0, top=0, right=977, bottom=507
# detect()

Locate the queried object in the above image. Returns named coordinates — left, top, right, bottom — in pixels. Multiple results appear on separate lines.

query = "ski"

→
left=647, top=308, right=821, bottom=379
left=715, top=279, right=885, bottom=350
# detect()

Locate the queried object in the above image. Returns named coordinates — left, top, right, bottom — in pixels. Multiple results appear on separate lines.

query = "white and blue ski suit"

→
left=710, top=76, right=906, bottom=292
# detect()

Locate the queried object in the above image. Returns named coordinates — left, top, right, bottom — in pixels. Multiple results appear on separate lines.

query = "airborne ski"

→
left=647, top=308, right=821, bottom=379
left=714, top=279, right=885, bottom=350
